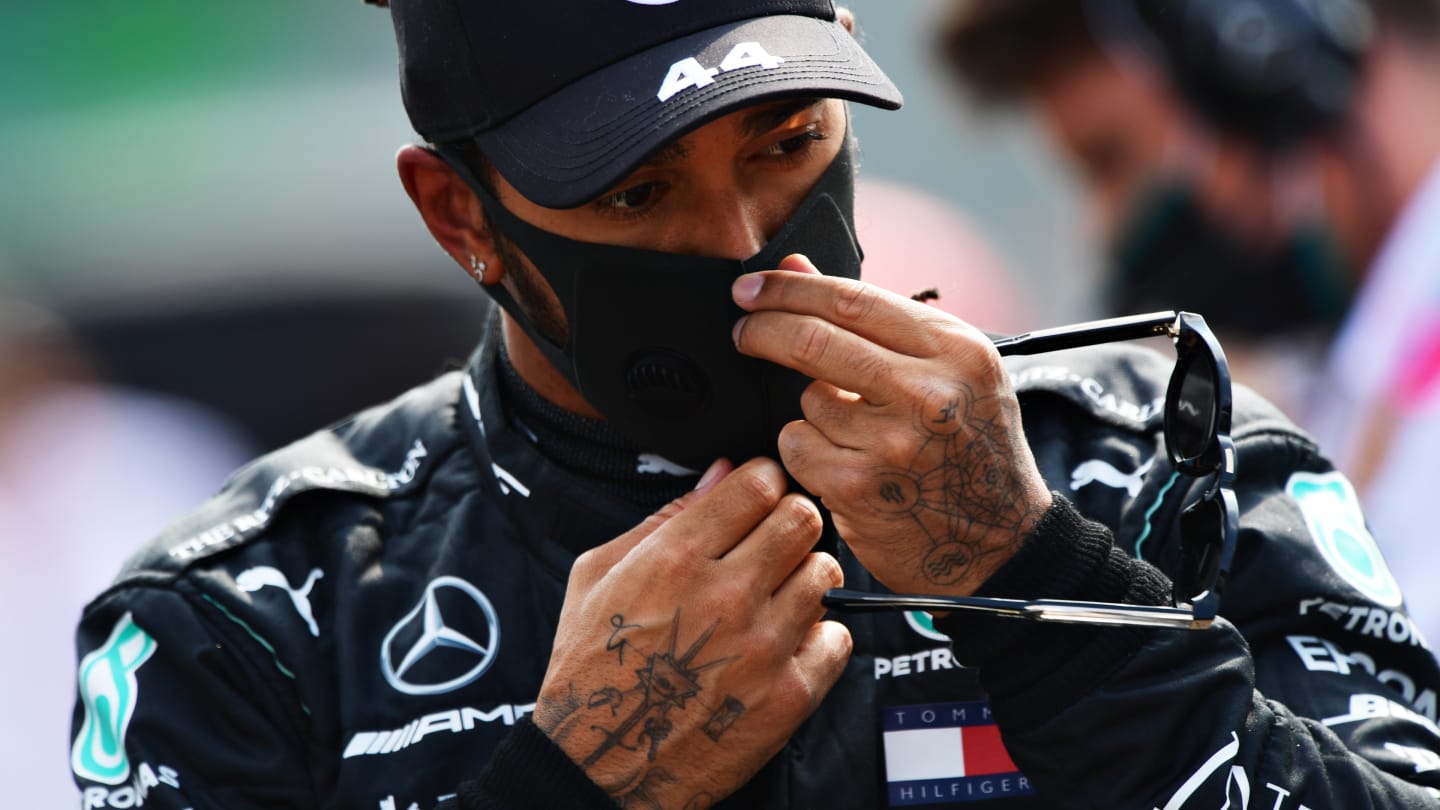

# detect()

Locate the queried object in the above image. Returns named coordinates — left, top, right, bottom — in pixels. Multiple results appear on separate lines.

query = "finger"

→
left=571, top=457, right=732, bottom=589
left=777, top=252, right=822, bottom=275
left=720, top=493, right=825, bottom=596
left=771, top=551, right=845, bottom=634
left=799, top=380, right=865, bottom=449
left=777, top=420, right=870, bottom=503
left=742, top=621, right=849, bottom=738
left=787, top=619, right=853, bottom=713
left=734, top=310, right=904, bottom=404
left=734, top=260, right=972, bottom=358
left=641, top=456, right=791, bottom=560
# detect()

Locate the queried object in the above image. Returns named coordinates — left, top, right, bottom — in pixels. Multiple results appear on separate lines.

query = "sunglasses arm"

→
left=991, top=311, right=1179, bottom=357
left=822, top=588, right=1213, bottom=630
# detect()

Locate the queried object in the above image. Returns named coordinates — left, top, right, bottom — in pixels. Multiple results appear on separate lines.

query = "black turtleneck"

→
left=494, top=347, right=699, bottom=512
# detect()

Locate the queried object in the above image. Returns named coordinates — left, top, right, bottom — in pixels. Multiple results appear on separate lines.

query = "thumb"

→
left=778, top=253, right=821, bottom=274
left=569, top=458, right=732, bottom=588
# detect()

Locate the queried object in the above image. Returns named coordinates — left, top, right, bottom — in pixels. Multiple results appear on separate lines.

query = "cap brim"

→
left=472, top=15, right=902, bottom=209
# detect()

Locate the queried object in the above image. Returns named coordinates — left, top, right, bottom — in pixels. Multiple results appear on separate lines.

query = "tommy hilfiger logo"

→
left=882, top=701, right=1033, bottom=805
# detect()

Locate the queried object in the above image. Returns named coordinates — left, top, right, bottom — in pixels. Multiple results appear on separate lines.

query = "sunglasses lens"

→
left=1170, top=350, right=1218, bottom=464
left=1176, top=495, right=1223, bottom=603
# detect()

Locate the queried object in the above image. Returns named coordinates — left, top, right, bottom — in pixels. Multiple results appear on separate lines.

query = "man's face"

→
left=492, top=97, right=847, bottom=259
left=467, top=96, right=849, bottom=419
left=1031, top=54, right=1178, bottom=242
left=1030, top=52, right=1342, bottom=256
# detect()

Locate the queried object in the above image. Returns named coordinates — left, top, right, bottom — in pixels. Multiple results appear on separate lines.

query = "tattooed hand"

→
left=731, top=255, right=1053, bottom=597
left=533, top=458, right=850, bottom=809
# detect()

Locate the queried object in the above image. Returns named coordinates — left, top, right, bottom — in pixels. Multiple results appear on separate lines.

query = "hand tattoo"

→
left=581, top=610, right=734, bottom=771
left=867, top=382, right=1045, bottom=586
left=608, top=613, right=641, bottom=664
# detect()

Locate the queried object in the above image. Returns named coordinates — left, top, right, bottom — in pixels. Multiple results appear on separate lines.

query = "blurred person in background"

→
left=941, top=0, right=1440, bottom=644
left=0, top=297, right=254, bottom=806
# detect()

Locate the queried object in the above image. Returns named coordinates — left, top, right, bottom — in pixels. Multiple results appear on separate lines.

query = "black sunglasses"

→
left=823, top=311, right=1238, bottom=630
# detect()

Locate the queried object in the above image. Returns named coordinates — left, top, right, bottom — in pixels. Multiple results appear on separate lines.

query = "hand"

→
left=533, top=458, right=850, bottom=809
left=731, top=255, right=1053, bottom=597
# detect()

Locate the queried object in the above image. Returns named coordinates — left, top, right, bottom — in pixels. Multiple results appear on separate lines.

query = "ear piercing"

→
left=469, top=255, right=489, bottom=283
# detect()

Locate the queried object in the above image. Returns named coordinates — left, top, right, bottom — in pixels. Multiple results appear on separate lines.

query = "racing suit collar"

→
left=460, top=313, right=655, bottom=559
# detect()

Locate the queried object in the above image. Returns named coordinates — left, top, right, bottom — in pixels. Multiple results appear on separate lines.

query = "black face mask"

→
left=1109, top=181, right=1355, bottom=339
left=439, top=139, right=863, bottom=470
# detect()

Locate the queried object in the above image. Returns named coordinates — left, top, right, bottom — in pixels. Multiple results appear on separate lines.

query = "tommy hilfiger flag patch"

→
left=882, top=701, right=1034, bottom=805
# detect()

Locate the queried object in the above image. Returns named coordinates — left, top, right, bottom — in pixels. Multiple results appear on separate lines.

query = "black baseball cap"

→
left=384, top=0, right=903, bottom=208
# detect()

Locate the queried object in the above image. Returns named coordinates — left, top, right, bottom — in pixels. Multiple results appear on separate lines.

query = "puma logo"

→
left=636, top=453, right=698, bottom=477
left=1070, top=456, right=1154, bottom=498
left=236, top=566, right=324, bottom=637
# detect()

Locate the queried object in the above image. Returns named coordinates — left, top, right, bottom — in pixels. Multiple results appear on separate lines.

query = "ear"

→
left=396, top=144, right=504, bottom=284
left=836, top=6, right=856, bottom=35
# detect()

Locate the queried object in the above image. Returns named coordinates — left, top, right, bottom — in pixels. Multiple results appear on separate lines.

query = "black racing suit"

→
left=71, top=322, right=1440, bottom=809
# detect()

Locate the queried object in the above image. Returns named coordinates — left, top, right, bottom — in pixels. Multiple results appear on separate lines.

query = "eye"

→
left=761, top=130, right=825, bottom=159
left=599, top=182, right=662, bottom=211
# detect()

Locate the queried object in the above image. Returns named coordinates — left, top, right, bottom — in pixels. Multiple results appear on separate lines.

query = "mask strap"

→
left=427, top=147, right=583, bottom=398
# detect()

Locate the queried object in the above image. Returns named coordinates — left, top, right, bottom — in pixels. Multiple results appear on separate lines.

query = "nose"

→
left=1090, top=192, right=1122, bottom=246
left=669, top=193, right=772, bottom=260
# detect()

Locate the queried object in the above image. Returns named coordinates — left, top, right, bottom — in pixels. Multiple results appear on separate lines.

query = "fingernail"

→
left=696, top=459, right=727, bottom=491
left=731, top=315, right=748, bottom=346
left=733, top=274, right=764, bottom=304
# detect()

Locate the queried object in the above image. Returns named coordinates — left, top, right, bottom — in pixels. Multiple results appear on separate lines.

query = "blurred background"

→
left=0, top=0, right=1115, bottom=802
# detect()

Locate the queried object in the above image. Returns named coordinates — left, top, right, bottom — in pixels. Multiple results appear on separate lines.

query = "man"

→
left=71, top=1, right=1440, bottom=808
left=941, top=0, right=1440, bottom=645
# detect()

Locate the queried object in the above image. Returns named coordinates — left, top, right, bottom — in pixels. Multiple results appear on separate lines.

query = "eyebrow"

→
left=738, top=97, right=825, bottom=139
left=636, top=97, right=826, bottom=171
left=642, top=139, right=695, bottom=168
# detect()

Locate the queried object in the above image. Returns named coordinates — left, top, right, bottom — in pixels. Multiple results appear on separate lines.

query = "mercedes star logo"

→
left=381, top=576, right=500, bottom=695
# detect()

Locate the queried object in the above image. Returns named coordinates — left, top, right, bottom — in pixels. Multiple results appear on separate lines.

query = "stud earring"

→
left=469, top=255, right=489, bottom=283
